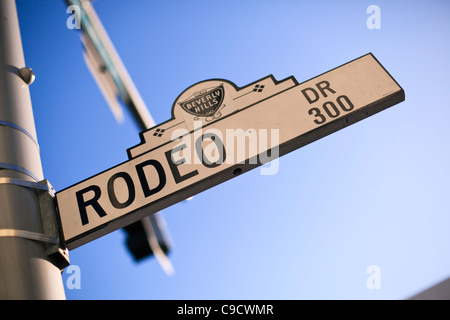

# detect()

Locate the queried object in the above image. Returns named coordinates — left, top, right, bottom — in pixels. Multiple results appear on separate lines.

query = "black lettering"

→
left=316, top=80, right=336, bottom=98
left=337, top=95, right=354, bottom=111
left=195, top=133, right=226, bottom=168
left=301, top=87, right=320, bottom=104
left=107, top=172, right=135, bottom=209
left=308, top=107, right=326, bottom=124
left=76, top=185, right=107, bottom=226
left=323, top=101, right=340, bottom=118
left=165, top=144, right=198, bottom=184
left=136, top=160, right=166, bottom=197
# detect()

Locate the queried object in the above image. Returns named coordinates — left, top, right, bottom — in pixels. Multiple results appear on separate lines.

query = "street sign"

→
left=56, top=53, right=405, bottom=250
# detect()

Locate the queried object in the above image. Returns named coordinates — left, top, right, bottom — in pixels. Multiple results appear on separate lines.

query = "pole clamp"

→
left=0, top=229, right=57, bottom=244
left=0, top=178, right=70, bottom=270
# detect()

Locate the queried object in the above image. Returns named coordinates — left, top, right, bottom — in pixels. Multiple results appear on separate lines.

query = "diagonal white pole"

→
left=77, top=0, right=174, bottom=273
left=0, top=0, right=65, bottom=299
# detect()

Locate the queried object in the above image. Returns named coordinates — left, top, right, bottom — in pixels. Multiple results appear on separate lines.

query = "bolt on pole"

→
left=0, top=0, right=65, bottom=299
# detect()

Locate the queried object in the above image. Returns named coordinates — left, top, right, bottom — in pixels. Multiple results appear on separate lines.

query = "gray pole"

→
left=0, top=0, right=65, bottom=299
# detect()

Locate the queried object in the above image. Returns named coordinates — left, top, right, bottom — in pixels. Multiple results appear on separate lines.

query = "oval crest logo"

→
left=179, top=85, right=224, bottom=117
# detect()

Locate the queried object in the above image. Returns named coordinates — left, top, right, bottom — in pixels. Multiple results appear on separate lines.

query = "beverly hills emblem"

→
left=179, top=84, right=224, bottom=118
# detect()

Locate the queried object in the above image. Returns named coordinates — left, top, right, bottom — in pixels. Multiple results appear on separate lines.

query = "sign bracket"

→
left=0, top=178, right=70, bottom=270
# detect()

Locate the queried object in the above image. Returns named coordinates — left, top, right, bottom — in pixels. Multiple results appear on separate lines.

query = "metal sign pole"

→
left=69, top=0, right=173, bottom=271
left=0, top=0, right=65, bottom=299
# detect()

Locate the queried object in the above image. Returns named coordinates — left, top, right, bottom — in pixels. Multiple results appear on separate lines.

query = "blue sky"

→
left=15, top=0, right=450, bottom=299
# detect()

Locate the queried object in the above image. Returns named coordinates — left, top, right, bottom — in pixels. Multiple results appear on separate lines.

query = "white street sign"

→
left=56, top=53, right=404, bottom=249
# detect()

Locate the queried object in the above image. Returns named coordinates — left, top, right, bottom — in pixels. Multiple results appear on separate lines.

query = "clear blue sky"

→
left=15, top=0, right=450, bottom=299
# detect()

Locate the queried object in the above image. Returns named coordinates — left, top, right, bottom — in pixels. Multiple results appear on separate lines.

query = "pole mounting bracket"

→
left=0, top=178, right=70, bottom=270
